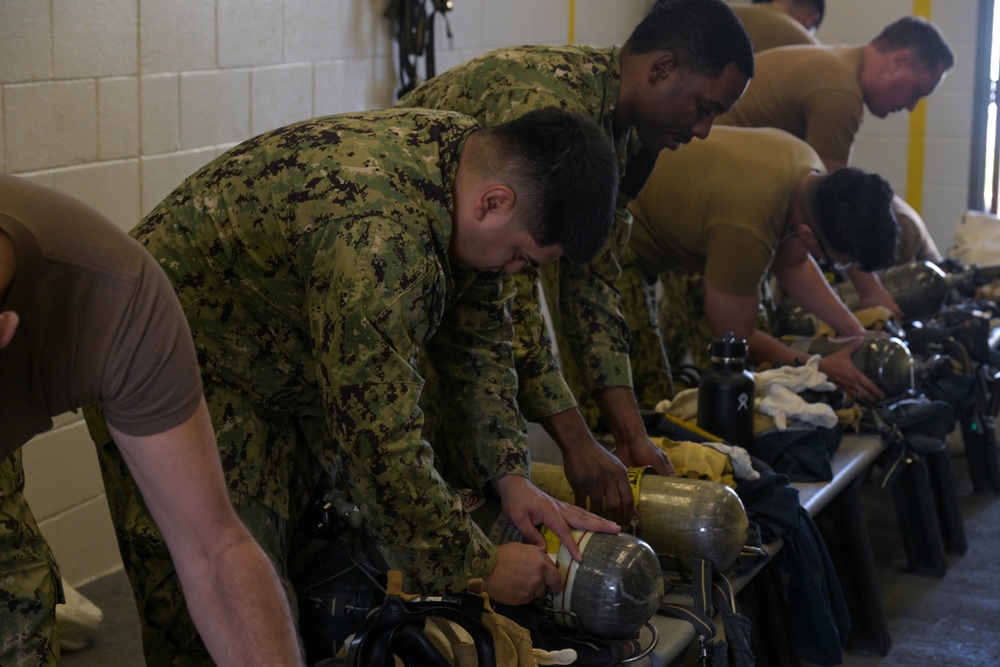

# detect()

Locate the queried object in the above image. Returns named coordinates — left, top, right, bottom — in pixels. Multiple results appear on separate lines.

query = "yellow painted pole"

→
left=568, top=0, right=576, bottom=44
left=906, top=0, right=933, bottom=213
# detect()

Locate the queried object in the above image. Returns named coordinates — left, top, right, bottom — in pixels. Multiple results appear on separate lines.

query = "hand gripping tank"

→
left=530, top=462, right=749, bottom=574
left=785, top=334, right=915, bottom=398
left=467, top=493, right=663, bottom=638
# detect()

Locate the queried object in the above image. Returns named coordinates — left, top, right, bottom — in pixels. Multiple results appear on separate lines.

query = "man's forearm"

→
left=178, top=531, right=304, bottom=666
left=594, top=386, right=648, bottom=445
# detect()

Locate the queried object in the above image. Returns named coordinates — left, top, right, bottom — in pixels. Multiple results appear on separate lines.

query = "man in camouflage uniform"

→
left=396, top=0, right=754, bottom=525
left=85, top=107, right=622, bottom=665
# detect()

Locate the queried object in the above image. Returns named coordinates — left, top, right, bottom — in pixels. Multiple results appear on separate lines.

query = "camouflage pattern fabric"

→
left=617, top=248, right=675, bottom=411
left=87, top=110, right=534, bottom=661
left=397, top=45, right=640, bottom=424
left=658, top=269, right=714, bottom=387
left=656, top=270, right=773, bottom=390
left=0, top=451, right=61, bottom=667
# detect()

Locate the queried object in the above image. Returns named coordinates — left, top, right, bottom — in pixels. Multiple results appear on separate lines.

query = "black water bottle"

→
left=697, top=333, right=756, bottom=449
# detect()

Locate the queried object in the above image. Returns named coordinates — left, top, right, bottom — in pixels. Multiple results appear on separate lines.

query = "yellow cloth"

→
left=650, top=437, right=737, bottom=487
left=812, top=306, right=895, bottom=336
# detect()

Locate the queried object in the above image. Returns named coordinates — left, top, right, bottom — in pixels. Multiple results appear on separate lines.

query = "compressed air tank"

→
left=785, top=335, right=915, bottom=398
left=468, top=496, right=663, bottom=639
left=835, top=261, right=951, bottom=319
left=530, top=462, right=749, bottom=574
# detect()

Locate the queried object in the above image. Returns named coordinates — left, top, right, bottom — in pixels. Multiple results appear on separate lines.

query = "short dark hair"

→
left=751, top=0, right=826, bottom=29
left=478, top=108, right=618, bottom=264
left=812, top=168, right=898, bottom=272
left=635, top=0, right=755, bottom=80
left=871, top=17, right=955, bottom=71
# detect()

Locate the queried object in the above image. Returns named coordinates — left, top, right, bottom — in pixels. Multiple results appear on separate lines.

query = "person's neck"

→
left=789, top=171, right=821, bottom=233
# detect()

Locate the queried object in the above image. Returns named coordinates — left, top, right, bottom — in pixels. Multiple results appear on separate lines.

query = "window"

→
left=972, top=0, right=1000, bottom=211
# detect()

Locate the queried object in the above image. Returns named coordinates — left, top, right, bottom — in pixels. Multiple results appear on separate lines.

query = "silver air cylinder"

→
left=468, top=495, right=663, bottom=639
left=530, top=462, right=749, bottom=574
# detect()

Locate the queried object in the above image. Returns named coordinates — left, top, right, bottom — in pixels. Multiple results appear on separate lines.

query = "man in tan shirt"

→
left=0, top=175, right=303, bottom=666
left=732, top=1, right=823, bottom=52
left=716, top=16, right=954, bottom=318
left=624, top=127, right=898, bottom=405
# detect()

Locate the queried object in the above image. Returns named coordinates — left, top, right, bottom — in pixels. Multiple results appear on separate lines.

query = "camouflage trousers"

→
left=84, top=381, right=327, bottom=667
left=657, top=269, right=714, bottom=388
left=657, top=271, right=775, bottom=389
left=617, top=248, right=675, bottom=410
left=0, top=450, right=62, bottom=667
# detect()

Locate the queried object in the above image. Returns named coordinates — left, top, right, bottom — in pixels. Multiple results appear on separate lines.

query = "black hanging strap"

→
left=385, top=0, right=454, bottom=99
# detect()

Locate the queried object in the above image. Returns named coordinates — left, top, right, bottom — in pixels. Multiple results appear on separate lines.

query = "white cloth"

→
left=654, top=387, right=701, bottom=421
left=949, top=209, right=1000, bottom=266
left=753, top=355, right=835, bottom=395
left=701, top=441, right=760, bottom=481
left=758, top=383, right=838, bottom=430
left=534, top=648, right=578, bottom=664
left=56, top=582, right=104, bottom=652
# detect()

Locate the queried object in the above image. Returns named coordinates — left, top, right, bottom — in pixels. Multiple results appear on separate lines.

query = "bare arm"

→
left=772, top=239, right=867, bottom=337
left=844, top=267, right=904, bottom=319
left=539, top=407, right=637, bottom=527
left=109, top=399, right=304, bottom=667
left=703, top=276, right=882, bottom=402
left=594, top=386, right=675, bottom=477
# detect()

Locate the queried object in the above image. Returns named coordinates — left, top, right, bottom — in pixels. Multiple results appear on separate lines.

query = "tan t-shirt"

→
left=731, top=4, right=820, bottom=53
left=0, top=175, right=202, bottom=457
left=893, top=197, right=943, bottom=263
left=628, top=126, right=824, bottom=295
left=716, top=45, right=865, bottom=165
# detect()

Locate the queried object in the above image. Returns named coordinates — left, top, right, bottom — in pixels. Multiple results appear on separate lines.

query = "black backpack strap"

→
left=660, top=559, right=755, bottom=667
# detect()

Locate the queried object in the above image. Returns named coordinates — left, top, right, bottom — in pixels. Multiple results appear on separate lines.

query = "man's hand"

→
left=562, top=440, right=636, bottom=528
left=615, top=435, right=676, bottom=477
left=483, top=542, right=562, bottom=605
left=817, top=338, right=884, bottom=403
left=495, top=475, right=619, bottom=562
left=848, top=268, right=905, bottom=319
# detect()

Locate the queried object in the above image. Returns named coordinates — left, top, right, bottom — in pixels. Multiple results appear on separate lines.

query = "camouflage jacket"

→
left=397, top=45, right=637, bottom=420
left=132, top=109, right=527, bottom=592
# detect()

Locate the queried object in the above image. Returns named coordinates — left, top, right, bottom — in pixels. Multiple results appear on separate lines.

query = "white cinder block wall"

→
left=8, top=0, right=653, bottom=587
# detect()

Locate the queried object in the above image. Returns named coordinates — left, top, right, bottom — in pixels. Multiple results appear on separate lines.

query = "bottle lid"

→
left=709, top=332, right=747, bottom=362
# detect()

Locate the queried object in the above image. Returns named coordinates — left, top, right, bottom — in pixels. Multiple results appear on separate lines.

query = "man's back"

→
left=731, top=4, right=819, bottom=52
left=716, top=44, right=865, bottom=165
left=628, top=126, right=822, bottom=293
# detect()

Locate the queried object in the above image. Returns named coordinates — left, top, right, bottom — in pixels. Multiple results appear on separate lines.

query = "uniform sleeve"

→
left=312, top=218, right=506, bottom=594
left=424, top=268, right=529, bottom=484
left=100, top=253, right=204, bottom=437
left=560, top=205, right=634, bottom=386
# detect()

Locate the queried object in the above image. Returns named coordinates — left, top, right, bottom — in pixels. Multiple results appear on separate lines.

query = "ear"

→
left=890, top=48, right=917, bottom=72
left=649, top=51, right=678, bottom=84
left=795, top=221, right=816, bottom=246
left=473, top=185, right=516, bottom=222
left=0, top=311, right=19, bottom=349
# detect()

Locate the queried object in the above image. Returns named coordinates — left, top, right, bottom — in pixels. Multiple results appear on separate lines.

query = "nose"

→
left=691, top=116, right=713, bottom=140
